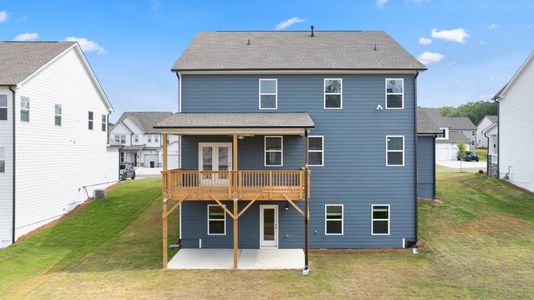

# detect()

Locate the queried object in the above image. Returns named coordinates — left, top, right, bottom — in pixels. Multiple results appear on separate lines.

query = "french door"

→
left=198, top=143, right=232, bottom=186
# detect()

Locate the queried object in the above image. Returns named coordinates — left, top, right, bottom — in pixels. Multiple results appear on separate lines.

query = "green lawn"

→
left=0, top=174, right=533, bottom=299
left=473, top=148, right=488, bottom=162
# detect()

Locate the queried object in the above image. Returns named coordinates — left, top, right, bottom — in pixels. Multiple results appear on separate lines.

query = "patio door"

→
left=198, top=143, right=232, bottom=186
left=260, top=205, right=279, bottom=249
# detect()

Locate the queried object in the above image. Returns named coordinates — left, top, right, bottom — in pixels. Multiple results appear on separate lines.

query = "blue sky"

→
left=1, top=0, right=533, bottom=121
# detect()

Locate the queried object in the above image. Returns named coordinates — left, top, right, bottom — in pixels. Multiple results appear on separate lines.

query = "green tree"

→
left=438, top=101, right=498, bottom=125
left=457, top=141, right=467, bottom=159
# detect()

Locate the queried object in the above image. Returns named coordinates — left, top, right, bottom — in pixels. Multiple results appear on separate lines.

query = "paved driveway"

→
left=437, top=160, right=487, bottom=171
left=135, top=167, right=162, bottom=178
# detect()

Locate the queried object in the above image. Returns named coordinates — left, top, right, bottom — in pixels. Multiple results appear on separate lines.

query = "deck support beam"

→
left=303, top=129, right=310, bottom=274
left=232, top=134, right=239, bottom=269
left=233, top=198, right=238, bottom=269
left=162, top=133, right=169, bottom=269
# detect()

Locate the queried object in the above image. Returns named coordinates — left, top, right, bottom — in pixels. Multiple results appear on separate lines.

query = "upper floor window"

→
left=114, top=134, right=126, bottom=144
left=155, top=135, right=159, bottom=143
left=436, top=128, right=449, bottom=140
left=386, top=136, right=404, bottom=166
left=264, top=136, right=283, bottom=167
left=325, top=205, right=343, bottom=235
left=54, top=104, right=62, bottom=126
left=372, top=205, right=390, bottom=235
left=101, top=114, right=107, bottom=132
left=134, top=135, right=139, bottom=143
left=148, top=135, right=152, bottom=143
left=385, top=79, right=404, bottom=109
left=20, top=97, right=30, bottom=122
left=324, top=78, right=342, bottom=109
left=259, top=79, right=277, bottom=109
left=0, top=147, right=5, bottom=173
left=308, top=136, right=324, bottom=166
left=0, top=95, right=7, bottom=120
left=88, top=111, right=94, bottom=130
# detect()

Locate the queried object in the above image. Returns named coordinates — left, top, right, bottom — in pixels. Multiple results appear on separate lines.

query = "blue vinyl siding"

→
left=180, top=74, right=417, bottom=249
left=417, top=136, right=435, bottom=199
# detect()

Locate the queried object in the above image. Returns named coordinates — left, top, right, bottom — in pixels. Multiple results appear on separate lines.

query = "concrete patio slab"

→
left=167, top=249, right=304, bottom=270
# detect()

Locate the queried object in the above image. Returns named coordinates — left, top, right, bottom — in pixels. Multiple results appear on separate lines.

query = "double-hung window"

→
left=264, top=136, right=283, bottom=166
left=372, top=205, right=390, bottom=235
left=114, top=135, right=126, bottom=144
left=134, top=135, right=139, bottom=143
left=0, top=147, right=5, bottom=173
left=385, top=78, right=404, bottom=109
left=0, top=95, right=7, bottom=120
left=308, top=136, right=324, bottom=166
left=386, top=136, right=404, bottom=166
left=20, top=97, right=30, bottom=122
left=325, top=205, right=343, bottom=235
left=148, top=135, right=152, bottom=143
left=324, top=78, right=342, bottom=109
left=207, top=205, right=226, bottom=235
left=88, top=111, right=94, bottom=130
left=259, top=79, right=277, bottom=109
left=155, top=135, right=159, bottom=143
left=436, top=128, right=449, bottom=140
left=54, top=104, right=62, bottom=126
left=101, top=114, right=107, bottom=132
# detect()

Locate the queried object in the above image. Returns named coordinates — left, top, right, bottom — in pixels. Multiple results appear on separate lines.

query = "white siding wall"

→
left=476, top=117, right=493, bottom=148
left=13, top=48, right=118, bottom=240
left=499, top=59, right=534, bottom=192
left=462, top=130, right=476, bottom=146
left=0, top=87, right=14, bottom=248
left=110, top=122, right=132, bottom=146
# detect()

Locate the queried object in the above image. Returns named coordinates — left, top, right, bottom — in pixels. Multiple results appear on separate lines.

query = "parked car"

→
left=458, top=151, right=480, bottom=162
left=119, top=163, right=136, bottom=180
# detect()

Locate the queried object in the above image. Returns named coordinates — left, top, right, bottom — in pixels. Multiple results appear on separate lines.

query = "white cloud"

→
left=417, top=51, right=445, bottom=65
left=419, top=37, right=432, bottom=45
left=65, top=36, right=105, bottom=54
left=14, top=32, right=39, bottom=41
left=376, top=0, right=389, bottom=7
left=275, top=17, right=304, bottom=31
left=431, top=28, right=469, bottom=43
left=488, top=23, right=499, bottom=30
left=0, top=11, right=7, bottom=23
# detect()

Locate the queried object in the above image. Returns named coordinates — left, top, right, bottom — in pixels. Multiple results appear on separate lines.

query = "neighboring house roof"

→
left=492, top=51, right=534, bottom=101
left=419, top=107, right=476, bottom=130
left=121, top=145, right=145, bottom=151
left=172, top=31, right=426, bottom=71
left=482, top=121, right=498, bottom=134
left=442, top=131, right=471, bottom=144
left=477, top=115, right=497, bottom=127
left=417, top=108, right=442, bottom=135
left=0, top=41, right=113, bottom=110
left=113, top=112, right=173, bottom=134
left=155, top=112, right=315, bottom=128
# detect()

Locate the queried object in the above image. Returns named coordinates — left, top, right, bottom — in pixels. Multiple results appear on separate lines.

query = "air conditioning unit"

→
left=94, top=189, right=106, bottom=200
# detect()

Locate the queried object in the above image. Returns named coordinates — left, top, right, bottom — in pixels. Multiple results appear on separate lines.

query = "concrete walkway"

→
left=134, top=167, right=162, bottom=178
left=167, top=249, right=305, bottom=270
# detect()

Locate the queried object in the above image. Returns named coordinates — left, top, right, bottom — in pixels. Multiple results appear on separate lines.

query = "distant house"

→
left=492, top=51, right=534, bottom=192
left=483, top=121, right=498, bottom=176
left=476, top=115, right=497, bottom=148
left=419, top=108, right=476, bottom=161
left=417, top=110, right=443, bottom=199
left=110, top=112, right=179, bottom=168
left=0, top=41, right=118, bottom=248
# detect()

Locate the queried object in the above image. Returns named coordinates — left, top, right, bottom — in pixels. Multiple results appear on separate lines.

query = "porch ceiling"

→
left=154, top=112, right=314, bottom=135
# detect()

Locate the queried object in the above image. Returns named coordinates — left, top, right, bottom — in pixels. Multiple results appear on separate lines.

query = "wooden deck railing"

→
left=162, top=169, right=307, bottom=201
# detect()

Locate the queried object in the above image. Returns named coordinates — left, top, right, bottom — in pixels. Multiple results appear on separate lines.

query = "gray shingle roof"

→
left=417, top=108, right=442, bottom=134
left=0, top=41, right=75, bottom=85
left=172, top=31, right=426, bottom=71
left=115, top=112, right=173, bottom=133
left=419, top=107, right=476, bottom=130
left=154, top=112, right=315, bottom=128
left=486, top=115, right=498, bottom=123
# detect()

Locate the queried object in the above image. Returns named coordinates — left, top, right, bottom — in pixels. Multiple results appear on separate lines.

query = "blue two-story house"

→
left=156, top=29, right=434, bottom=271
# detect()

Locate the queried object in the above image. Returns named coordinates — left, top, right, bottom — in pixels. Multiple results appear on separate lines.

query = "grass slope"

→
left=0, top=174, right=532, bottom=298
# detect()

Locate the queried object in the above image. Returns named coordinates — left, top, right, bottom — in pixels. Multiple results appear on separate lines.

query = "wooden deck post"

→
left=232, top=134, right=239, bottom=269
left=162, top=133, right=168, bottom=171
left=304, top=129, right=310, bottom=274
left=233, top=198, right=238, bottom=269
left=162, top=133, right=168, bottom=269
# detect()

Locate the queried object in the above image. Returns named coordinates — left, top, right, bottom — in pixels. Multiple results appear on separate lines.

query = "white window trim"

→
left=371, top=204, right=390, bottom=236
left=134, top=135, right=139, bottom=143
left=101, top=114, right=107, bottom=132
left=324, top=78, right=343, bottom=109
left=0, top=94, right=7, bottom=121
left=20, top=97, right=30, bottom=123
left=207, top=204, right=226, bottom=236
left=0, top=147, right=5, bottom=174
left=115, top=134, right=126, bottom=144
left=264, top=136, right=283, bottom=167
left=436, top=127, right=449, bottom=140
left=54, top=104, right=62, bottom=127
left=259, top=79, right=278, bottom=110
left=386, top=135, right=405, bottom=167
left=308, top=135, right=324, bottom=167
left=325, top=204, right=344, bottom=235
left=385, top=78, right=404, bottom=109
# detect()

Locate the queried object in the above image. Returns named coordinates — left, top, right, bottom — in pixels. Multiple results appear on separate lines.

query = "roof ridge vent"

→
left=246, top=39, right=251, bottom=46
left=310, top=26, right=315, bottom=37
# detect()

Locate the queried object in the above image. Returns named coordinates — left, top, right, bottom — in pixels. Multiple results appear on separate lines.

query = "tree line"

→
left=438, top=100, right=498, bottom=125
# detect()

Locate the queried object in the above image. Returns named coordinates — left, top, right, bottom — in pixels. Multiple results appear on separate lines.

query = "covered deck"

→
left=156, top=112, right=313, bottom=271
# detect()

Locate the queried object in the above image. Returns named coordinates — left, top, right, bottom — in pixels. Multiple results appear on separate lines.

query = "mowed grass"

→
left=0, top=174, right=533, bottom=299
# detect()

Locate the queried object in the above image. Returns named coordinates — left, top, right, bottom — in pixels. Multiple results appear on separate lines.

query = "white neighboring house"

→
left=476, top=115, right=497, bottom=148
left=482, top=121, right=498, bottom=176
left=110, top=112, right=180, bottom=168
left=492, top=51, right=534, bottom=192
left=418, top=108, right=476, bottom=161
left=0, top=41, right=119, bottom=248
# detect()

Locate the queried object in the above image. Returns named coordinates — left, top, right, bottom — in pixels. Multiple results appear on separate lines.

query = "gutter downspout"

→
left=8, top=86, right=16, bottom=244
left=484, top=131, right=490, bottom=176
left=496, top=101, right=500, bottom=178
left=432, top=135, right=437, bottom=199
left=414, top=72, right=419, bottom=246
